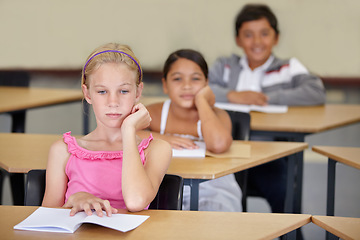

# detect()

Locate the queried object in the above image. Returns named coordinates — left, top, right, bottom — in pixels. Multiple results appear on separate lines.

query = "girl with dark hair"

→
left=139, top=49, right=242, bottom=211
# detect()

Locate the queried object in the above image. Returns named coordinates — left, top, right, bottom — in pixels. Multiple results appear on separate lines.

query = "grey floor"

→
left=1, top=75, right=359, bottom=240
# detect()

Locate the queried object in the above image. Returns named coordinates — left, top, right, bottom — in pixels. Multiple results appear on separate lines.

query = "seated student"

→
left=42, top=43, right=172, bottom=216
left=209, top=4, right=326, bottom=106
left=208, top=4, right=326, bottom=214
left=139, top=49, right=242, bottom=212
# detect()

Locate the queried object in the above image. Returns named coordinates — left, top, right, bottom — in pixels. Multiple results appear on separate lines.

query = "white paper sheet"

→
left=14, top=207, right=149, bottom=233
left=215, top=102, right=288, bottom=113
left=172, top=141, right=206, bottom=158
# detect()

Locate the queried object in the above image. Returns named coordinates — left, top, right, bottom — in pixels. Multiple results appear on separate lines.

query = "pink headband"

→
left=83, top=50, right=142, bottom=83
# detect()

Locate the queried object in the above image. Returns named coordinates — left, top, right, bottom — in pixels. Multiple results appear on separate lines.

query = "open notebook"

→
left=172, top=141, right=251, bottom=158
left=215, top=102, right=288, bottom=113
left=14, top=207, right=149, bottom=233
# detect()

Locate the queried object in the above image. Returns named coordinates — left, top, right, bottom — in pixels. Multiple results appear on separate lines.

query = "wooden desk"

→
left=166, top=141, right=307, bottom=211
left=140, top=100, right=360, bottom=212
left=249, top=104, right=360, bottom=220
left=0, top=86, right=86, bottom=134
left=312, top=215, right=360, bottom=240
left=0, top=133, right=61, bottom=173
left=0, top=86, right=85, bottom=205
left=2, top=206, right=311, bottom=240
left=312, top=146, right=360, bottom=217
left=139, top=100, right=360, bottom=136
left=0, top=133, right=308, bottom=213
left=250, top=104, right=360, bottom=134
left=0, top=86, right=83, bottom=114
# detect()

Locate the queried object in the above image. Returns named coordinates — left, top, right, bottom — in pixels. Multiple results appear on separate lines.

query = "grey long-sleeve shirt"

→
left=209, top=54, right=326, bottom=106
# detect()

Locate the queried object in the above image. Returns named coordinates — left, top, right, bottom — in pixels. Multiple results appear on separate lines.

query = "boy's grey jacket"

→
left=209, top=54, right=326, bottom=106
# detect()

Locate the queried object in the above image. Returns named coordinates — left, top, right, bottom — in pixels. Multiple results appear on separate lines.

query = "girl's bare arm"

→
left=195, top=85, right=232, bottom=153
left=42, top=139, right=69, bottom=207
left=121, top=104, right=172, bottom=212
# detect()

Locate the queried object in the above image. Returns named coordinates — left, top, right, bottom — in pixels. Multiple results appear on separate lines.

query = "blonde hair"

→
left=82, top=43, right=143, bottom=87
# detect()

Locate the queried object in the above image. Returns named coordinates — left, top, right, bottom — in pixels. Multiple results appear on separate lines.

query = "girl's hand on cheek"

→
left=63, top=192, right=118, bottom=217
left=122, top=103, right=151, bottom=132
left=195, top=85, right=215, bottom=106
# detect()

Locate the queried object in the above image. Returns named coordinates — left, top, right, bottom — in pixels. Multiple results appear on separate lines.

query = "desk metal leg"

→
left=189, top=179, right=200, bottom=211
left=291, top=146, right=305, bottom=240
left=278, top=134, right=305, bottom=240
left=250, top=131, right=306, bottom=215
left=294, top=153, right=305, bottom=240
left=287, top=135, right=305, bottom=240
left=294, top=151, right=304, bottom=214
left=326, top=158, right=336, bottom=216
left=9, top=111, right=26, bottom=205
left=325, top=158, right=338, bottom=240
left=184, top=179, right=206, bottom=211
left=284, top=154, right=296, bottom=213
left=9, top=173, right=25, bottom=205
left=288, top=134, right=305, bottom=216
left=0, top=171, right=25, bottom=205
left=11, top=111, right=26, bottom=133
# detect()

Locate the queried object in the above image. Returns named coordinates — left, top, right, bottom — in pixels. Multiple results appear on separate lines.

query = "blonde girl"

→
left=42, top=43, right=172, bottom=216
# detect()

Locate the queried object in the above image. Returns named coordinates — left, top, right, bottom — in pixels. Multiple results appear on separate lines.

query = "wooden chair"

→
left=25, top=169, right=184, bottom=210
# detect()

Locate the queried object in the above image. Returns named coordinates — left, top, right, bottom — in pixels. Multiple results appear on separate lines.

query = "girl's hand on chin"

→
left=195, top=85, right=215, bottom=106
left=122, top=103, right=152, bottom=132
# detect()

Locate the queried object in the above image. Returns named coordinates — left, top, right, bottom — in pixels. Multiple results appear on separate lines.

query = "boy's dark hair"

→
left=235, top=4, right=279, bottom=36
left=163, top=49, right=208, bottom=79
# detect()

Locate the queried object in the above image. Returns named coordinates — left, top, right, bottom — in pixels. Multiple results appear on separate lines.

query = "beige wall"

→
left=1, top=0, right=359, bottom=76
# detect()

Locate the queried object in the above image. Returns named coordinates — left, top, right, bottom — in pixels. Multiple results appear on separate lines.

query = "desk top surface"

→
left=2, top=206, right=311, bottom=240
left=0, top=86, right=83, bottom=113
left=312, top=146, right=360, bottom=170
left=250, top=104, right=360, bottom=133
left=140, top=97, right=360, bottom=134
left=168, top=140, right=307, bottom=179
left=0, top=133, right=307, bottom=177
left=312, top=215, right=360, bottom=240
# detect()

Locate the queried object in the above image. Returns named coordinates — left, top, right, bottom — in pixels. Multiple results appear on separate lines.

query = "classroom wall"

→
left=0, top=0, right=359, bottom=76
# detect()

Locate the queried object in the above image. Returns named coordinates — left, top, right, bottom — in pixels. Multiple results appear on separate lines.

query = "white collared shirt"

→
left=235, top=55, right=274, bottom=92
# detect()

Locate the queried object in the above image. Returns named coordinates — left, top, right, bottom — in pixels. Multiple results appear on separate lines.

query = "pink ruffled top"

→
left=63, top=131, right=153, bottom=209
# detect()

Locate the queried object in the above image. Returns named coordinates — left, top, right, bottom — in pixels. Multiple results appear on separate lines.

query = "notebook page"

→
left=172, top=141, right=206, bottom=158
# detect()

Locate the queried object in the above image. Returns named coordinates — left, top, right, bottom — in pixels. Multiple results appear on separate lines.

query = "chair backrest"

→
left=25, top=170, right=184, bottom=210
left=226, top=110, right=251, bottom=141
left=24, top=169, right=46, bottom=206
left=148, top=174, right=184, bottom=210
